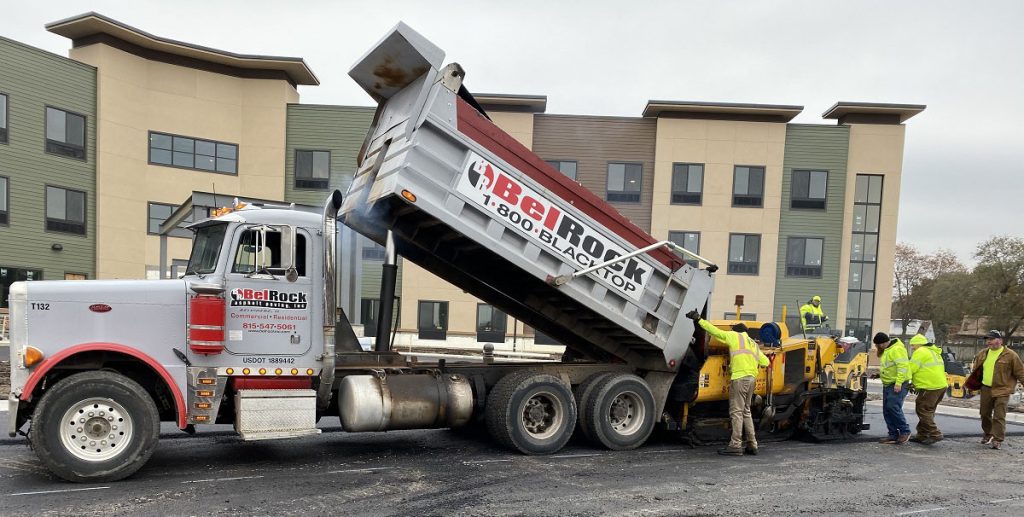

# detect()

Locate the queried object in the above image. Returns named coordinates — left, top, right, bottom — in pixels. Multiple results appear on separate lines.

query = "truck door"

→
left=222, top=225, right=313, bottom=358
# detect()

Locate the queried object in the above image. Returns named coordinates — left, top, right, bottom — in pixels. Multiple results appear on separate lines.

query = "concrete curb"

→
left=865, top=400, right=1024, bottom=424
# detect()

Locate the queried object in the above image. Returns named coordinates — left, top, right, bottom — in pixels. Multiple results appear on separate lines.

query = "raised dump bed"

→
left=340, top=23, right=715, bottom=372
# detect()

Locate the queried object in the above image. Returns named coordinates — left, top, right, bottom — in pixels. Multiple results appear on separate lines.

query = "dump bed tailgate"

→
left=341, top=23, right=714, bottom=372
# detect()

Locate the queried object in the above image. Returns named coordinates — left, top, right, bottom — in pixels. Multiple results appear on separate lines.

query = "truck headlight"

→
left=22, top=346, right=44, bottom=368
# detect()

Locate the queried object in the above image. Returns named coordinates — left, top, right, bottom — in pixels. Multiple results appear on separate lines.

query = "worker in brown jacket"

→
left=973, top=330, right=1024, bottom=450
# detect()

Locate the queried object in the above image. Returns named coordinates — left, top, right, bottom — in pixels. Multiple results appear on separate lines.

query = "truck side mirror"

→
left=278, top=225, right=298, bottom=282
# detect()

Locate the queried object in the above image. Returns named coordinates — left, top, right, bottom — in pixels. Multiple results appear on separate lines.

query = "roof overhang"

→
left=474, top=93, right=547, bottom=113
left=822, top=102, right=925, bottom=124
left=46, top=12, right=319, bottom=86
left=643, top=100, right=803, bottom=122
left=160, top=191, right=318, bottom=235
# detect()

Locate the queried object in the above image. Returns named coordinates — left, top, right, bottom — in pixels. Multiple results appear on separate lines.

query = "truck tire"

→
left=486, top=371, right=576, bottom=455
left=29, top=370, right=161, bottom=483
left=573, top=372, right=614, bottom=442
left=582, top=374, right=655, bottom=450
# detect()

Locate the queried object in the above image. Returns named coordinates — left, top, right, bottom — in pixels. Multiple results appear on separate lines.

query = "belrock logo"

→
left=230, top=288, right=308, bottom=309
left=457, top=152, right=650, bottom=301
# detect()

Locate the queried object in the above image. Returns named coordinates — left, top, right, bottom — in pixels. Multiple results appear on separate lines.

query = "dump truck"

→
left=5, top=23, right=866, bottom=483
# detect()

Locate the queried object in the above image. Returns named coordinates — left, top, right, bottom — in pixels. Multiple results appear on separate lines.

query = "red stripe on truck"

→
left=455, top=98, right=682, bottom=270
left=19, top=342, right=188, bottom=429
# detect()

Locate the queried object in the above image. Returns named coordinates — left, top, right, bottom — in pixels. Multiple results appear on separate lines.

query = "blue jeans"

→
left=883, top=382, right=911, bottom=438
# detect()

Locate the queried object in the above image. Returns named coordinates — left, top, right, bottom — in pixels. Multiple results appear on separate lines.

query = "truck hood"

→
left=8, top=279, right=189, bottom=398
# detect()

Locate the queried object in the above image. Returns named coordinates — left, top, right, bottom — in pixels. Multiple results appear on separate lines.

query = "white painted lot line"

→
left=895, top=508, right=947, bottom=516
left=327, top=467, right=392, bottom=474
left=8, top=486, right=110, bottom=497
left=182, top=475, right=263, bottom=484
left=547, top=453, right=603, bottom=459
left=639, top=448, right=691, bottom=454
left=462, top=459, right=512, bottom=465
left=991, top=497, right=1018, bottom=503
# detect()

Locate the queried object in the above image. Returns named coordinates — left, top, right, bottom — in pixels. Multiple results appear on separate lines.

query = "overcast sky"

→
left=6, top=1, right=1021, bottom=263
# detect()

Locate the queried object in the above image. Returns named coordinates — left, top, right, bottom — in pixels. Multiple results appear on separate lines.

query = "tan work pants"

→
left=915, top=388, right=945, bottom=440
left=980, top=387, right=1009, bottom=442
left=728, top=376, right=757, bottom=449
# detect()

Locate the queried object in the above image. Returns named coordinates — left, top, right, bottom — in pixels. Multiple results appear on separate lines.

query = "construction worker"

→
left=686, top=310, right=770, bottom=456
left=905, top=334, right=948, bottom=444
left=972, top=330, right=1024, bottom=450
left=799, top=296, right=828, bottom=333
left=873, top=332, right=911, bottom=444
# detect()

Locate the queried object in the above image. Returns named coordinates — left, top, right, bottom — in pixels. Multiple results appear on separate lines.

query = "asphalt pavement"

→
left=2, top=403, right=1023, bottom=516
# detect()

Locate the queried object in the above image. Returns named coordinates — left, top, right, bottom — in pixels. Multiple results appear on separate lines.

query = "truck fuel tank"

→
left=338, top=373, right=474, bottom=432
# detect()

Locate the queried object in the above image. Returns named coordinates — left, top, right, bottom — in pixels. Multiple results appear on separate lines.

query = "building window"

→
left=149, top=131, right=237, bottom=174
left=1, top=267, right=42, bottom=309
left=295, top=150, right=330, bottom=189
left=546, top=160, right=578, bottom=181
left=544, top=160, right=577, bottom=180
left=791, top=170, right=827, bottom=209
left=362, top=241, right=386, bottom=261
left=728, top=233, right=760, bottom=275
left=606, top=162, right=642, bottom=203
left=360, top=297, right=399, bottom=338
left=417, top=301, right=448, bottom=340
left=671, top=163, right=703, bottom=205
left=847, top=174, right=884, bottom=340
left=45, top=186, right=86, bottom=235
left=45, top=107, right=86, bottom=160
left=724, top=312, right=757, bottom=321
left=147, top=202, right=208, bottom=238
left=477, top=304, right=507, bottom=343
left=0, top=176, right=8, bottom=225
left=733, top=165, right=764, bottom=207
left=668, top=231, right=700, bottom=267
left=0, top=93, right=8, bottom=144
left=786, top=237, right=823, bottom=277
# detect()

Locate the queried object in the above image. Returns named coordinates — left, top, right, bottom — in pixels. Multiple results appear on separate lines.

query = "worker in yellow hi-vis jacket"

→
left=687, top=310, right=770, bottom=456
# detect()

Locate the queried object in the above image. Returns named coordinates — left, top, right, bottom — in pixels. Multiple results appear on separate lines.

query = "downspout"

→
left=318, top=190, right=343, bottom=414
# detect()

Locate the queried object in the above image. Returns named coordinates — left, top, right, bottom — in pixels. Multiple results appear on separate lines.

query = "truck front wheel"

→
left=29, top=371, right=161, bottom=482
left=581, top=374, right=655, bottom=450
left=486, top=371, right=576, bottom=455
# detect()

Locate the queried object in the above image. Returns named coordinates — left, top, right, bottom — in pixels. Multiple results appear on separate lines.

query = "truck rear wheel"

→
left=486, top=371, right=576, bottom=455
left=573, top=372, right=613, bottom=442
left=29, top=371, right=161, bottom=483
left=582, top=374, right=655, bottom=450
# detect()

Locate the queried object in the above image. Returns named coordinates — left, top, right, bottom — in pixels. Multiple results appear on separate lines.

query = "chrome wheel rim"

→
left=607, top=390, right=645, bottom=436
left=59, top=398, right=134, bottom=462
left=521, top=391, right=564, bottom=440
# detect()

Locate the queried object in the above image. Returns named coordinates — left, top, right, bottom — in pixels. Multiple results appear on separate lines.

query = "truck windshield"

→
left=186, top=223, right=227, bottom=275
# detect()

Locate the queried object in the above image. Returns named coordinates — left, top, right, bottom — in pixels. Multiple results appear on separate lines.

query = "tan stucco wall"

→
left=488, top=112, right=534, bottom=149
left=69, top=44, right=296, bottom=279
left=650, top=118, right=787, bottom=319
left=398, top=111, right=535, bottom=338
left=835, top=123, right=905, bottom=331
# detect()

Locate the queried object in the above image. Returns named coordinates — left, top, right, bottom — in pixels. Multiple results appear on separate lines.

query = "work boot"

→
left=981, top=435, right=994, bottom=445
left=717, top=447, right=743, bottom=456
left=991, top=440, right=1002, bottom=450
left=878, top=437, right=898, bottom=444
left=919, top=437, right=937, bottom=445
left=931, top=435, right=944, bottom=443
left=896, top=434, right=910, bottom=444
left=908, top=435, right=924, bottom=443
left=744, top=446, right=758, bottom=456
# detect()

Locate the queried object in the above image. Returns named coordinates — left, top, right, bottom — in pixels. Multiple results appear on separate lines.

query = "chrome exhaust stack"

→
left=318, top=190, right=344, bottom=413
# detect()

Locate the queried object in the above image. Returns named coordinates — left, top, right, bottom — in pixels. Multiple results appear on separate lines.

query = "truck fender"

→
left=18, top=342, right=187, bottom=429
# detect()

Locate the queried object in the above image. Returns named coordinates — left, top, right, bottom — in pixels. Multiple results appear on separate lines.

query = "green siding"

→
left=0, top=36, right=97, bottom=286
left=773, top=124, right=849, bottom=325
left=283, top=104, right=401, bottom=305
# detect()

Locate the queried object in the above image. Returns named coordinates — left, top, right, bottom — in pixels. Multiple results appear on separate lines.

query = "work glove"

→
left=685, top=309, right=701, bottom=322
left=822, top=315, right=829, bottom=321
